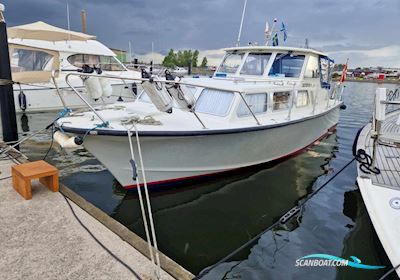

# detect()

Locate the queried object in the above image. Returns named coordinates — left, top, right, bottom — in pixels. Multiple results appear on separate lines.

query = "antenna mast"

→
left=236, top=0, right=247, bottom=47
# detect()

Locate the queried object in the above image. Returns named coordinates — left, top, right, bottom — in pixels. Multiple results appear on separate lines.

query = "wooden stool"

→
left=11, top=160, right=59, bottom=200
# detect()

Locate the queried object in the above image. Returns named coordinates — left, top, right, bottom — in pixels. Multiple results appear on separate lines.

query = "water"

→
left=7, top=82, right=400, bottom=280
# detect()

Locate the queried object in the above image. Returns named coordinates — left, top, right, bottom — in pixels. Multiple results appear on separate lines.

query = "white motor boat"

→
left=355, top=88, right=400, bottom=278
left=172, top=67, right=188, bottom=76
left=8, top=21, right=141, bottom=113
left=55, top=44, right=344, bottom=191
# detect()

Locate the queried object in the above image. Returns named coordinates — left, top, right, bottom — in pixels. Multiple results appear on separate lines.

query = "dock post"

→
left=0, top=3, right=18, bottom=144
left=372, top=88, right=387, bottom=167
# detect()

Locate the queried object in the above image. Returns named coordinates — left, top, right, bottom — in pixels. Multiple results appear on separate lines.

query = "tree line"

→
left=162, top=49, right=207, bottom=68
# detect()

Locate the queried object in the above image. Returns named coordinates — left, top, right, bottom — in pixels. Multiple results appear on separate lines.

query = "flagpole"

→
left=339, top=58, right=349, bottom=85
left=236, top=0, right=247, bottom=47
left=266, top=18, right=277, bottom=46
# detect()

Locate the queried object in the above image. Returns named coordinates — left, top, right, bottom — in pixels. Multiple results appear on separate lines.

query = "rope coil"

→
left=355, top=149, right=381, bottom=174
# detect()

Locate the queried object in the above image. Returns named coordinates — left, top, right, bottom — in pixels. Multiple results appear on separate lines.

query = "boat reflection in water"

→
left=111, top=131, right=338, bottom=275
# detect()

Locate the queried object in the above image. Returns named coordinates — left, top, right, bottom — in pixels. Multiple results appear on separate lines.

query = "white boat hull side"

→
left=13, top=84, right=136, bottom=113
left=357, top=177, right=400, bottom=277
left=82, top=106, right=340, bottom=189
left=356, top=120, right=400, bottom=278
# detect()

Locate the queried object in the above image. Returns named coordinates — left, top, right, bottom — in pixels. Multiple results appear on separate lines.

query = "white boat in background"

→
left=355, top=88, right=400, bottom=278
left=55, top=43, right=345, bottom=191
left=8, top=21, right=141, bottom=113
left=172, top=67, right=188, bottom=76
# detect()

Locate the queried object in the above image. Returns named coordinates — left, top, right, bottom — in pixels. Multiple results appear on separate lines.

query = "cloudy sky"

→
left=2, top=0, right=400, bottom=67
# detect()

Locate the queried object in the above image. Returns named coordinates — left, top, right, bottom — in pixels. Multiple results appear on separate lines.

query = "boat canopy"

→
left=9, top=43, right=60, bottom=83
left=7, top=21, right=96, bottom=41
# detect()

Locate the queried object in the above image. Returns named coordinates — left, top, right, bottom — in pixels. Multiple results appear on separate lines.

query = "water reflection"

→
left=111, top=132, right=338, bottom=274
left=20, top=113, right=29, bottom=133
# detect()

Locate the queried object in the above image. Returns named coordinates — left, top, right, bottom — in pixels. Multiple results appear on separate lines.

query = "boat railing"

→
left=371, top=87, right=400, bottom=165
left=61, top=72, right=262, bottom=128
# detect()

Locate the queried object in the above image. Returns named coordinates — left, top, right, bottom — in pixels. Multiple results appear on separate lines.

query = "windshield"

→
left=269, top=53, right=305, bottom=78
left=240, top=53, right=271, bottom=75
left=217, top=52, right=245, bottom=74
left=67, top=54, right=126, bottom=71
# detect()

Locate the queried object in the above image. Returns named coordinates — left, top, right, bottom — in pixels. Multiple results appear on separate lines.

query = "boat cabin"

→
left=136, top=46, right=338, bottom=127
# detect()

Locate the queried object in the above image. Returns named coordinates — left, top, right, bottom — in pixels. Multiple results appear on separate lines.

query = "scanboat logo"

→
left=295, top=254, right=385, bottom=270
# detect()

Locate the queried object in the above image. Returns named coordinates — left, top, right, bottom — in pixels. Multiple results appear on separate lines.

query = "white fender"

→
left=141, top=79, right=173, bottom=113
left=99, top=77, right=113, bottom=98
left=84, top=77, right=102, bottom=100
left=166, top=78, right=195, bottom=111
left=54, top=131, right=80, bottom=149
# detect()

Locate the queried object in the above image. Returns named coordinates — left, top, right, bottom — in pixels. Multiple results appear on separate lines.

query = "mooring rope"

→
left=194, top=156, right=357, bottom=279
left=0, top=108, right=72, bottom=159
left=195, top=144, right=384, bottom=279
left=126, top=123, right=162, bottom=279
left=0, top=140, right=142, bottom=278
left=379, top=263, right=400, bottom=280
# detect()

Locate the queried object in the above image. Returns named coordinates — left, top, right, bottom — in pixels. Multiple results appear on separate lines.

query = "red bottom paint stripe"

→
left=123, top=124, right=337, bottom=190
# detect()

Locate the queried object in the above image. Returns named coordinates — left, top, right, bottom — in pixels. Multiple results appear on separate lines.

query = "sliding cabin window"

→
left=217, top=52, right=245, bottom=74
left=67, top=54, right=126, bottom=71
left=237, top=93, right=268, bottom=117
left=269, top=53, right=305, bottom=78
left=273, top=91, right=291, bottom=110
left=195, top=89, right=234, bottom=117
left=10, top=48, right=53, bottom=72
left=240, top=53, right=271, bottom=76
left=304, top=55, right=319, bottom=78
left=296, top=90, right=309, bottom=107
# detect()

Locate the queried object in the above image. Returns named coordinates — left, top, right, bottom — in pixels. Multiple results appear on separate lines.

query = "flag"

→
left=264, top=20, right=270, bottom=39
left=280, top=22, right=287, bottom=42
left=272, top=33, right=279, bottom=46
left=339, top=62, right=348, bottom=84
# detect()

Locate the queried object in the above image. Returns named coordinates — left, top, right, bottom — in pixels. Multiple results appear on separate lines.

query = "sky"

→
left=2, top=0, right=400, bottom=67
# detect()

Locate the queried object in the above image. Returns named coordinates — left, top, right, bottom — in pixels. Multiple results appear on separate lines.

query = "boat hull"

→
left=82, top=106, right=340, bottom=190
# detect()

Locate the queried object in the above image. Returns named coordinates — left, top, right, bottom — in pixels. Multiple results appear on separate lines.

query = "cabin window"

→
left=217, top=52, right=245, bottom=74
left=304, top=55, right=319, bottom=78
left=273, top=91, right=291, bottom=110
left=296, top=90, right=309, bottom=107
left=10, top=48, right=53, bottom=72
left=240, top=53, right=271, bottom=76
left=237, top=93, right=268, bottom=117
left=67, top=54, right=126, bottom=71
left=195, top=89, right=234, bottom=116
left=269, top=53, right=305, bottom=78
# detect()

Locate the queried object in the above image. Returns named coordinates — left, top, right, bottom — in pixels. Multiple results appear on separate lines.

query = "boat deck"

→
left=358, top=112, right=400, bottom=189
